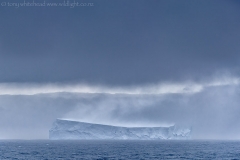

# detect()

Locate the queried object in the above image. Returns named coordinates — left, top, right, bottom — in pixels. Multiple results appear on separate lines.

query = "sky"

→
left=0, top=0, right=240, bottom=139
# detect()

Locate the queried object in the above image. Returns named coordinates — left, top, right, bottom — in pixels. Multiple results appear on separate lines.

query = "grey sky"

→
left=0, top=0, right=239, bottom=84
left=0, top=0, right=240, bottom=139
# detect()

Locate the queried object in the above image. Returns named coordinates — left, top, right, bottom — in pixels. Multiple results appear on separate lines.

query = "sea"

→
left=0, top=140, right=240, bottom=160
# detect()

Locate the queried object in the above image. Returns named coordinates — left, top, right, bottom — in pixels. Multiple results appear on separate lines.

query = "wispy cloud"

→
left=0, top=77, right=239, bottom=95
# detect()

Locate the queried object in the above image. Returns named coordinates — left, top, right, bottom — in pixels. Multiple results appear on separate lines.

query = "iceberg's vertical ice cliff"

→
left=49, top=119, right=191, bottom=140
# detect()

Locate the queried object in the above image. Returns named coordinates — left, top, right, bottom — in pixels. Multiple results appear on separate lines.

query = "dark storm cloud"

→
left=0, top=0, right=240, bottom=84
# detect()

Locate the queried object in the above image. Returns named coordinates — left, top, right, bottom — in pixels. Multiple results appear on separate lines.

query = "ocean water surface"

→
left=0, top=140, right=240, bottom=160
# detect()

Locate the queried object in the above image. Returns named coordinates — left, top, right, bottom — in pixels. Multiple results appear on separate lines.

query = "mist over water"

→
left=0, top=82, right=239, bottom=140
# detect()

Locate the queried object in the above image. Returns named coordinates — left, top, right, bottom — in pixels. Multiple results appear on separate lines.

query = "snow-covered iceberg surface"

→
left=49, top=119, right=192, bottom=140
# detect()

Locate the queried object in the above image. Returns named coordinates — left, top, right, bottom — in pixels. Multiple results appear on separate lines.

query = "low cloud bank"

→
left=0, top=77, right=239, bottom=139
left=0, top=76, right=239, bottom=95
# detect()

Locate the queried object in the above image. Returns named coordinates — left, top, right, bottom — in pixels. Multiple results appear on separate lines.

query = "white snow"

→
left=49, top=119, right=191, bottom=140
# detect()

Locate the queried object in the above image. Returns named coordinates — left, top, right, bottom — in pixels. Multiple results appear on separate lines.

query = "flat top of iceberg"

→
left=56, top=118, right=174, bottom=128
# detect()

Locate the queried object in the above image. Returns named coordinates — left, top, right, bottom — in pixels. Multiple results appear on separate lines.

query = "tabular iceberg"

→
left=49, top=119, right=191, bottom=140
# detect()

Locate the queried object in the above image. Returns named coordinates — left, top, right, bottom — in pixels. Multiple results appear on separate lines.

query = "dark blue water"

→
left=0, top=140, right=240, bottom=160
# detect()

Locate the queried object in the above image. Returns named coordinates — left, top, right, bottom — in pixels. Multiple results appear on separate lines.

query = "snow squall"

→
left=49, top=119, right=192, bottom=140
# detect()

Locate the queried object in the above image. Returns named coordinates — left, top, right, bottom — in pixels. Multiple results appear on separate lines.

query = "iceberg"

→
left=49, top=119, right=192, bottom=140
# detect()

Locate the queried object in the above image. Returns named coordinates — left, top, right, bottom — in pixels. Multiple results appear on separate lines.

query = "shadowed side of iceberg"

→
left=49, top=119, right=192, bottom=140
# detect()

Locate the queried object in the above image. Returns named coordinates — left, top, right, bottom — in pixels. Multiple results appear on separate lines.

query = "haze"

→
left=0, top=0, right=240, bottom=139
